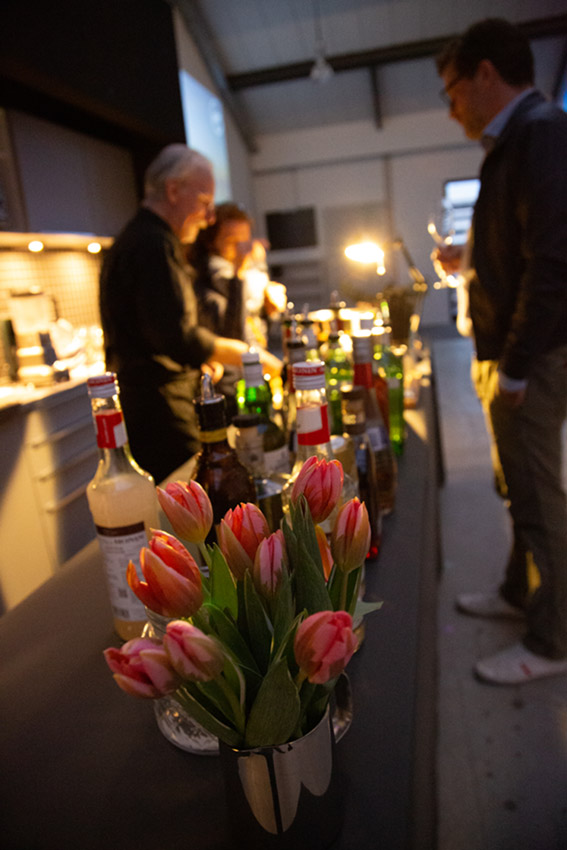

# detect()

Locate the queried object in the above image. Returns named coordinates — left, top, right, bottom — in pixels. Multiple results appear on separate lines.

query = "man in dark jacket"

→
left=100, top=145, right=280, bottom=483
left=435, top=19, right=567, bottom=684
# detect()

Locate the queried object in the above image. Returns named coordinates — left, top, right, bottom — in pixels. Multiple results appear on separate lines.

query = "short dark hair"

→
left=436, top=18, right=534, bottom=87
left=187, top=202, right=252, bottom=269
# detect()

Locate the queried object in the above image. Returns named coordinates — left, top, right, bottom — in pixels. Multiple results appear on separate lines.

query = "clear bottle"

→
left=341, top=385, right=382, bottom=561
left=240, top=350, right=290, bottom=475
left=193, top=374, right=257, bottom=543
left=86, top=372, right=159, bottom=641
left=323, top=331, right=353, bottom=436
left=282, top=360, right=357, bottom=534
left=351, top=333, right=397, bottom=515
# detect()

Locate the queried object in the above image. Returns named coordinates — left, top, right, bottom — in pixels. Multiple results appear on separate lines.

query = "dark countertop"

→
left=0, top=379, right=441, bottom=850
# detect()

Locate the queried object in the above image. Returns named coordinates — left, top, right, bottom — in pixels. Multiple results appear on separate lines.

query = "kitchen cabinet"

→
left=0, top=380, right=98, bottom=613
left=4, top=110, right=138, bottom=235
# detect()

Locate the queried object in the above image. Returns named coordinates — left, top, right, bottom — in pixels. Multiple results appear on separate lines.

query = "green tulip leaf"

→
left=244, top=658, right=301, bottom=748
left=270, top=610, right=304, bottom=669
left=272, top=566, right=294, bottom=650
left=282, top=511, right=332, bottom=615
left=353, top=597, right=383, bottom=618
left=209, top=544, right=237, bottom=619
left=243, top=572, right=273, bottom=673
left=174, top=686, right=242, bottom=748
left=294, top=544, right=332, bottom=614
left=204, top=603, right=262, bottom=683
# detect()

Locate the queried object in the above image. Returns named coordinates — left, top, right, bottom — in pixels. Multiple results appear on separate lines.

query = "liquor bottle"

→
left=240, top=350, right=290, bottom=475
left=322, top=331, right=353, bottom=436
left=341, top=385, right=382, bottom=561
left=282, top=360, right=357, bottom=533
left=351, top=333, right=396, bottom=515
left=86, top=373, right=159, bottom=641
left=193, top=374, right=257, bottom=542
left=281, top=336, right=306, bottom=462
left=232, top=413, right=285, bottom=533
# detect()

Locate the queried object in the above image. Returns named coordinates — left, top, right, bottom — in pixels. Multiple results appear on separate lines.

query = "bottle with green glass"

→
left=378, top=329, right=405, bottom=455
left=323, top=331, right=353, bottom=436
left=240, top=350, right=290, bottom=475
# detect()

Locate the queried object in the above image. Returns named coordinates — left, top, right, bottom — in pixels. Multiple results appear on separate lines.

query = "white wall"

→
left=250, top=109, right=483, bottom=324
left=172, top=8, right=256, bottom=216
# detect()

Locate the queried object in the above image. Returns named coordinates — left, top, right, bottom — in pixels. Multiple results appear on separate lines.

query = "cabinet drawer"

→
left=25, top=383, right=92, bottom=444
left=26, top=419, right=96, bottom=477
left=33, top=448, right=98, bottom=509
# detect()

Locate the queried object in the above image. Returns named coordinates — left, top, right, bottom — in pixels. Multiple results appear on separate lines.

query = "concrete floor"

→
left=430, top=333, right=567, bottom=850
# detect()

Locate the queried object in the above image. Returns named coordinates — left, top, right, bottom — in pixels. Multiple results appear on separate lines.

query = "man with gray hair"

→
left=100, top=144, right=280, bottom=482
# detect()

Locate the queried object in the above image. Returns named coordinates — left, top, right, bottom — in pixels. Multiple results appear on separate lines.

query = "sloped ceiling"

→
left=173, top=0, right=567, bottom=150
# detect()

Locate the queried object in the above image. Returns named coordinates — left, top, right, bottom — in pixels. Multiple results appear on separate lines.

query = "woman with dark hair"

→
left=187, top=203, right=285, bottom=414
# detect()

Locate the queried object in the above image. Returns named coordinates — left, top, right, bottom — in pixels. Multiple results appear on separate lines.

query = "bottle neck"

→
left=199, top=426, right=231, bottom=449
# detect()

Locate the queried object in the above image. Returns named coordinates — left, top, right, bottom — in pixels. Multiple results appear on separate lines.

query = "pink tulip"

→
left=218, top=503, right=270, bottom=580
left=252, top=530, right=287, bottom=598
left=104, top=637, right=180, bottom=698
left=330, top=498, right=371, bottom=573
left=291, top=457, right=343, bottom=524
left=294, top=610, right=358, bottom=685
left=314, top=524, right=333, bottom=581
left=163, top=620, right=225, bottom=682
left=156, top=480, right=213, bottom=543
left=127, top=530, right=203, bottom=618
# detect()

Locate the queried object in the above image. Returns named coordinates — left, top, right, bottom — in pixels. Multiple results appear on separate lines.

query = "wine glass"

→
left=427, top=201, right=459, bottom=289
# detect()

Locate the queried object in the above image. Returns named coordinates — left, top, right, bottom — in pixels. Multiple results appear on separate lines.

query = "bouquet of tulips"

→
left=104, top=457, right=380, bottom=750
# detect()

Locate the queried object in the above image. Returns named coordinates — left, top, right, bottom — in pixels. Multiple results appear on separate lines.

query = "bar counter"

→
left=0, top=377, right=441, bottom=850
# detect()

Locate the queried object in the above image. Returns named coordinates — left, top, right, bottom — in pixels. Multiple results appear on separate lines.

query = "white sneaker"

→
left=475, top=642, right=567, bottom=685
left=456, top=591, right=524, bottom=620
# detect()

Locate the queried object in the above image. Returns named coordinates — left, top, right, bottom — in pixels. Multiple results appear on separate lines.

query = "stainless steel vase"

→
left=219, top=679, right=352, bottom=850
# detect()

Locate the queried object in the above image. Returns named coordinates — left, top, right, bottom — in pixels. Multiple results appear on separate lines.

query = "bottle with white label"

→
left=86, top=373, right=159, bottom=641
left=282, top=360, right=357, bottom=533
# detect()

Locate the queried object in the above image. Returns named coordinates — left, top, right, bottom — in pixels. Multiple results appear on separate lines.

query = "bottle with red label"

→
left=86, top=373, right=159, bottom=641
left=282, top=360, right=357, bottom=533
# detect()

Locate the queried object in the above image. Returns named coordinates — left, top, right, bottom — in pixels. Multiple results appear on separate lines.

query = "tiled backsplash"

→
left=0, top=248, right=105, bottom=377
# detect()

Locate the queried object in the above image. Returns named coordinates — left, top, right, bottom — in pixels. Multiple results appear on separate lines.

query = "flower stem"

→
left=339, top=572, right=348, bottom=611
left=198, top=542, right=212, bottom=571
left=217, top=675, right=246, bottom=737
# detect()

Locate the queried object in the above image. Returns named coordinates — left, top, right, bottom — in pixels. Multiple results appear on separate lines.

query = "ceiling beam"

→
left=227, top=13, right=567, bottom=91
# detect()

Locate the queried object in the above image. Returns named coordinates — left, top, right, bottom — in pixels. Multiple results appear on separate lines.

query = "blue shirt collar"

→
left=481, top=87, right=536, bottom=148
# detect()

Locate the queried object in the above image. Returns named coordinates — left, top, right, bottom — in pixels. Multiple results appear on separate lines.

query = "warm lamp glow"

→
left=344, top=241, right=386, bottom=275
left=87, top=242, right=102, bottom=254
left=28, top=240, right=44, bottom=253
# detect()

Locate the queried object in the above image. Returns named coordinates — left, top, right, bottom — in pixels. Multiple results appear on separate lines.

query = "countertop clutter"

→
left=0, top=375, right=441, bottom=850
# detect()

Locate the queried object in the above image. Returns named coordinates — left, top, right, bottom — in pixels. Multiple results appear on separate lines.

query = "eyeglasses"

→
left=439, top=74, right=465, bottom=107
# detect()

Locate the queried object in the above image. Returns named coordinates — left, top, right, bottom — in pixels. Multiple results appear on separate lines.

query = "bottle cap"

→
left=194, top=373, right=227, bottom=432
left=292, top=360, right=326, bottom=390
left=351, top=332, right=373, bottom=364
left=241, top=350, right=260, bottom=365
left=241, top=350, right=264, bottom=386
left=87, top=372, right=118, bottom=398
left=232, top=413, right=260, bottom=429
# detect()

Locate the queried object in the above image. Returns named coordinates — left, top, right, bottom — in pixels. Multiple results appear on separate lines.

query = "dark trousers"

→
left=472, top=346, right=567, bottom=658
